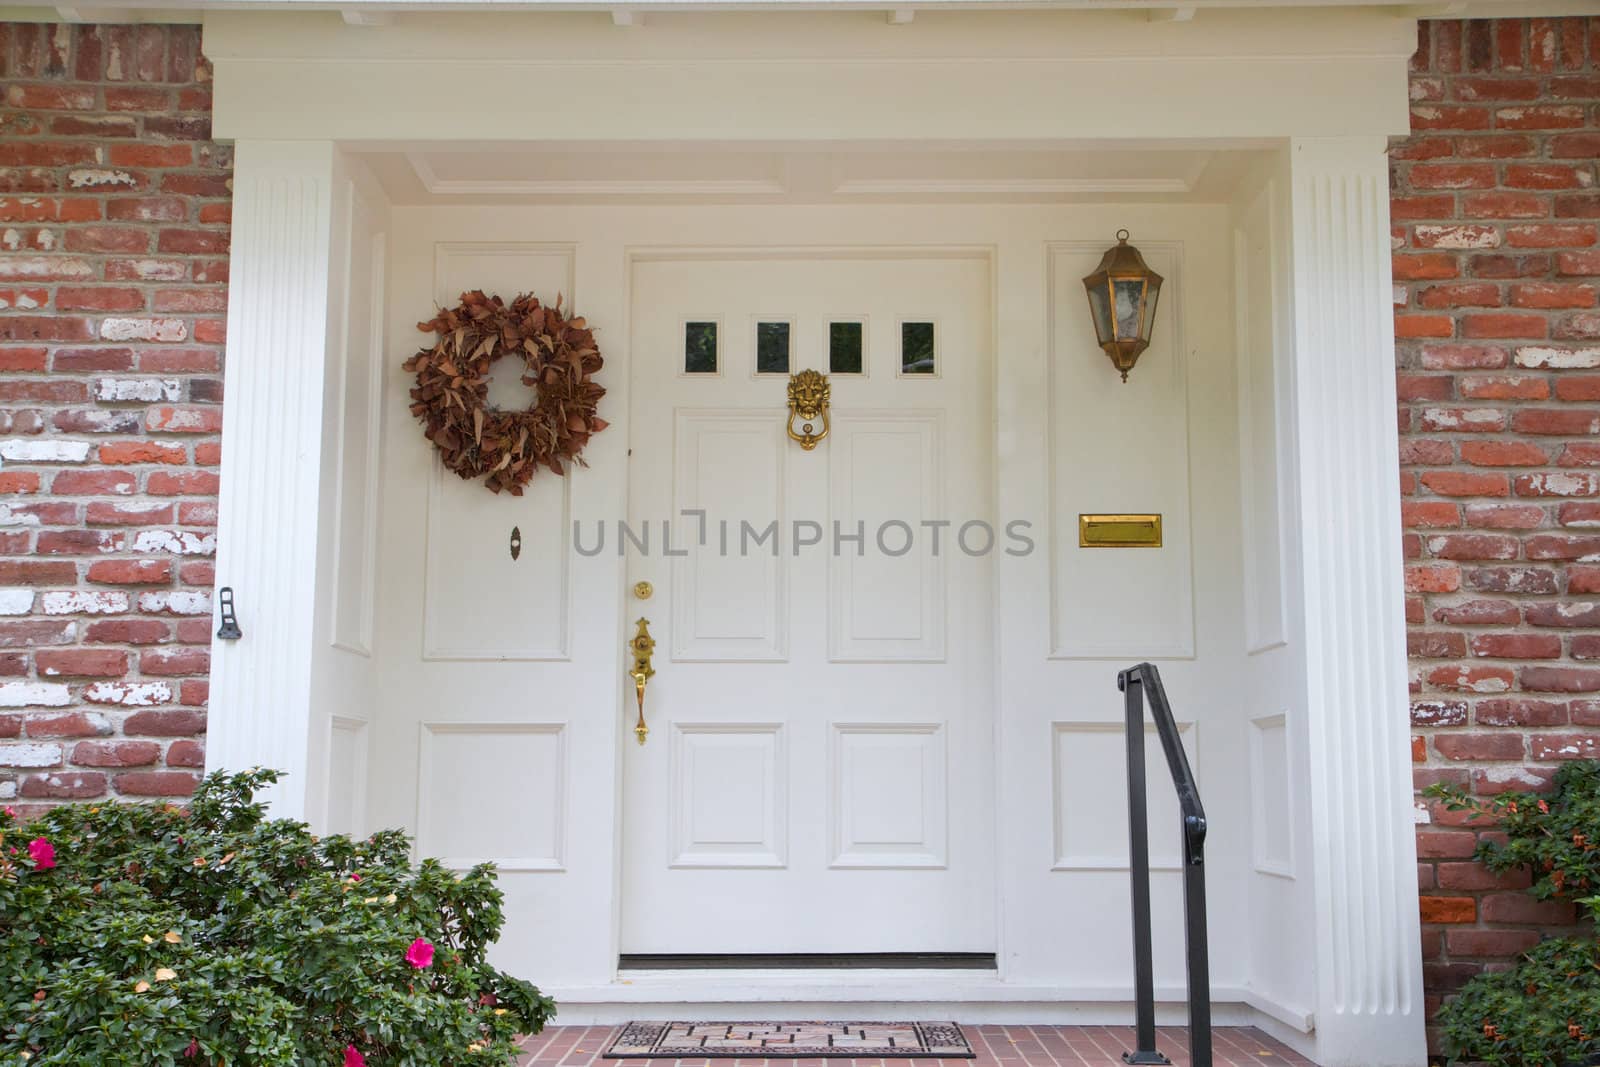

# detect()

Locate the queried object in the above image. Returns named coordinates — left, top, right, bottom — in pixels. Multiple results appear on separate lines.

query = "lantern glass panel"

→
left=1086, top=279, right=1114, bottom=346
left=1142, top=283, right=1160, bottom=343
left=1113, top=277, right=1147, bottom=343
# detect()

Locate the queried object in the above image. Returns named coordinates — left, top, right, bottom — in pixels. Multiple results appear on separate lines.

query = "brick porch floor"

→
left=517, top=1025, right=1316, bottom=1067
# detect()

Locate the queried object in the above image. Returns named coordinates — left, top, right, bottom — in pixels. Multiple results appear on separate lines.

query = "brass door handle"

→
left=627, top=617, right=655, bottom=745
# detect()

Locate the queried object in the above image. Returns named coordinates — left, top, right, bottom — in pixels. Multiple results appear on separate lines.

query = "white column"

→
left=206, top=142, right=338, bottom=819
left=1286, top=137, right=1427, bottom=1067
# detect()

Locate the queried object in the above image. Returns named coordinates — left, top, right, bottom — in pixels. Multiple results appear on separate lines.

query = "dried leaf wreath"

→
left=404, top=290, right=608, bottom=495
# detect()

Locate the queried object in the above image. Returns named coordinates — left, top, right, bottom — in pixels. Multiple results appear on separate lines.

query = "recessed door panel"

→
left=671, top=412, right=788, bottom=661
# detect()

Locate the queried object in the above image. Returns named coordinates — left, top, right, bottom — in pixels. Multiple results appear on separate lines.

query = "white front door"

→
left=621, top=250, right=996, bottom=955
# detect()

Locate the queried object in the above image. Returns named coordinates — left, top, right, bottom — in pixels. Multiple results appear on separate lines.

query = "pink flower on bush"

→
left=27, top=838, right=55, bottom=870
left=404, top=937, right=434, bottom=969
left=344, top=1045, right=367, bottom=1067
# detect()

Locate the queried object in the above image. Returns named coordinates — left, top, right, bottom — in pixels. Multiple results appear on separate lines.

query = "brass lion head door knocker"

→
left=786, top=369, right=830, bottom=451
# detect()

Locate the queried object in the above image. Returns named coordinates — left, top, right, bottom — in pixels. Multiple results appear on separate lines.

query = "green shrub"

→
left=1427, top=760, right=1600, bottom=1067
left=1432, top=917, right=1599, bottom=1067
left=0, top=769, right=555, bottom=1066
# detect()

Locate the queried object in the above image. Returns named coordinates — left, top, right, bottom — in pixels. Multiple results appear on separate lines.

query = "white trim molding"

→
left=1285, top=136, right=1426, bottom=1067
left=206, top=142, right=340, bottom=820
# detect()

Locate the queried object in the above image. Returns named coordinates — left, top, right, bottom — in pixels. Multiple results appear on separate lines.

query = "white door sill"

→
left=543, top=974, right=1313, bottom=1037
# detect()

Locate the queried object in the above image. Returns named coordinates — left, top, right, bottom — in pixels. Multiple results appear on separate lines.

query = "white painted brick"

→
left=59, top=409, right=142, bottom=433
left=138, top=590, right=211, bottom=615
left=100, top=501, right=169, bottom=519
left=1, top=228, right=55, bottom=252
left=40, top=590, right=130, bottom=616
left=1522, top=473, right=1600, bottom=498
left=1478, top=765, right=1550, bottom=789
left=99, top=317, right=187, bottom=343
left=0, top=255, right=90, bottom=280
left=1414, top=224, right=1501, bottom=250
left=95, top=377, right=182, bottom=403
left=25, top=772, right=101, bottom=794
left=1422, top=408, right=1503, bottom=430
left=67, top=168, right=137, bottom=189
left=1515, top=346, right=1600, bottom=370
left=0, top=743, right=63, bottom=768
left=0, top=504, right=39, bottom=527
left=0, top=682, right=71, bottom=708
left=116, top=258, right=187, bottom=282
left=83, top=681, right=172, bottom=707
left=130, top=530, right=217, bottom=556
left=0, top=589, right=33, bottom=615
left=0, top=439, right=90, bottom=463
left=0, top=781, right=15, bottom=800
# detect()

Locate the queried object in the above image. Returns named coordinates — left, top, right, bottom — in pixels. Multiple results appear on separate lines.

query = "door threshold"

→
left=619, top=953, right=997, bottom=971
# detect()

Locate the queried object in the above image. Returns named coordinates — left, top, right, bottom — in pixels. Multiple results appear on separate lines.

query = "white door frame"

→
left=204, top=12, right=1425, bottom=1065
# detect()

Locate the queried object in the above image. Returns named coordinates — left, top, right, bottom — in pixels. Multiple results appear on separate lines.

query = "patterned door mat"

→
left=604, top=1021, right=974, bottom=1059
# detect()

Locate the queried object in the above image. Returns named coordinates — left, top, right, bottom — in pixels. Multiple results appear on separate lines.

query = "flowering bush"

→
left=1428, top=760, right=1600, bottom=1067
left=0, top=769, right=554, bottom=1066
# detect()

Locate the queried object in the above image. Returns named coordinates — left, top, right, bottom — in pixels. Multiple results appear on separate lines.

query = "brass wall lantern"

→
left=1081, top=230, right=1164, bottom=382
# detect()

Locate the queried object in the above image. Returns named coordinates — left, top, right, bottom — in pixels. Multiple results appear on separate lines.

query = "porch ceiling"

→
left=365, top=142, right=1265, bottom=205
left=1, top=0, right=1594, bottom=25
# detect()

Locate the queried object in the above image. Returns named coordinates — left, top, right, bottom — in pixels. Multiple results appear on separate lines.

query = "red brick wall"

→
left=1394, top=14, right=1600, bottom=1040
left=0, top=23, right=226, bottom=808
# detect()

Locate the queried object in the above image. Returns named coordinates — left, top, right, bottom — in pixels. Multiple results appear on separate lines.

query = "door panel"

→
left=622, top=252, right=994, bottom=954
left=829, top=413, right=944, bottom=661
left=671, top=412, right=787, bottom=661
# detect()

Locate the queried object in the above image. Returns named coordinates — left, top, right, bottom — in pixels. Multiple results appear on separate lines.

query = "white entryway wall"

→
left=203, top=9, right=1425, bottom=1065
left=307, top=190, right=1294, bottom=1026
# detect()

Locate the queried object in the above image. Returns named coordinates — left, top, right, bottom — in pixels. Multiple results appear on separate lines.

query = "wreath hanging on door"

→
left=404, top=290, right=608, bottom=495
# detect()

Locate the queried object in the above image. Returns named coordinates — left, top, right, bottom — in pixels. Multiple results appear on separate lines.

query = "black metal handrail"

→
left=1117, top=662, right=1211, bottom=1067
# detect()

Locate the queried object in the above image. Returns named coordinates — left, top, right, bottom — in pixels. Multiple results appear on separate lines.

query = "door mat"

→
left=604, top=1022, right=974, bottom=1059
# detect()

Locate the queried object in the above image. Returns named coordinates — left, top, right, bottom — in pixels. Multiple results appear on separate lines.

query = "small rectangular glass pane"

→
left=900, top=321, right=935, bottom=375
left=1086, top=282, right=1113, bottom=346
left=1112, top=279, right=1146, bottom=343
left=684, top=321, right=718, bottom=374
left=829, top=321, right=864, bottom=374
left=756, top=321, right=791, bottom=374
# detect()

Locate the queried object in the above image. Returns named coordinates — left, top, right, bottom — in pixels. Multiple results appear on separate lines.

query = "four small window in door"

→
left=828, top=321, right=865, bottom=375
left=755, top=320, right=792, bottom=375
left=684, top=320, right=719, bottom=374
left=682, top=317, right=936, bottom=377
left=899, top=321, right=936, bottom=375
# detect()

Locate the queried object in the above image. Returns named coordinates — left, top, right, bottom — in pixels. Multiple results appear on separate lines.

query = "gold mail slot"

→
left=1079, top=513, right=1162, bottom=548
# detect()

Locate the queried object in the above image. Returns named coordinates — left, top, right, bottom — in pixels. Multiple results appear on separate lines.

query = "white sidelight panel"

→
left=1286, top=137, right=1427, bottom=1067
left=209, top=142, right=390, bottom=825
left=207, top=142, right=340, bottom=819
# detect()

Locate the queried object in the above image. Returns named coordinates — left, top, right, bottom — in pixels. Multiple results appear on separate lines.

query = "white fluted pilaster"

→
left=1287, top=137, right=1426, bottom=1067
left=206, top=142, right=338, bottom=819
